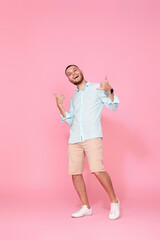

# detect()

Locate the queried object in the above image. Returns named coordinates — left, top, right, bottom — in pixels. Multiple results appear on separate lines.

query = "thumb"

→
left=105, top=76, right=108, bottom=83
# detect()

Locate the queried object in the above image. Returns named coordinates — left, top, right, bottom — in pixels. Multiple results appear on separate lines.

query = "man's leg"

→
left=84, top=138, right=118, bottom=203
left=72, top=174, right=91, bottom=209
left=92, top=171, right=118, bottom=203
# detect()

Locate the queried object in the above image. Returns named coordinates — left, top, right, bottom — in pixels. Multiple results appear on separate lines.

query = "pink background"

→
left=0, top=0, right=160, bottom=239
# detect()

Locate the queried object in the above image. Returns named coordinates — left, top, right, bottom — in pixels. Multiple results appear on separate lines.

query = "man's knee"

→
left=91, top=170, right=106, bottom=176
left=72, top=173, right=83, bottom=177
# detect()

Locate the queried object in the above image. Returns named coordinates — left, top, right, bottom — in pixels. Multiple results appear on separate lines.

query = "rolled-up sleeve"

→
left=98, top=87, right=120, bottom=111
left=60, top=98, right=74, bottom=126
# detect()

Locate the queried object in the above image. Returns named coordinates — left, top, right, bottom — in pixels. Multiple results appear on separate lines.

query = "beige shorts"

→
left=67, top=137, right=106, bottom=175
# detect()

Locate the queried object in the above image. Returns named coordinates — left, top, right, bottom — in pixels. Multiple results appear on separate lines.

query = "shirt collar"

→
left=75, top=81, right=91, bottom=92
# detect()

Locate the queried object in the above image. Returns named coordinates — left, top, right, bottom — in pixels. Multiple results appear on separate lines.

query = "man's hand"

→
left=53, top=93, right=67, bottom=117
left=96, top=76, right=112, bottom=92
left=53, top=93, right=65, bottom=106
left=96, top=76, right=114, bottom=102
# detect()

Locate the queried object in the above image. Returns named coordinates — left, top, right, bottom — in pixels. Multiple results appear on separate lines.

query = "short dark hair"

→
left=65, top=64, right=78, bottom=74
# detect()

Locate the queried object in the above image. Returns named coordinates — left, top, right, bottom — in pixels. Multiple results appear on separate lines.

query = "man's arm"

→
left=108, top=92, right=114, bottom=102
left=96, top=77, right=120, bottom=111
left=59, top=99, right=74, bottom=126
left=58, top=103, right=67, bottom=118
left=54, top=93, right=74, bottom=126
left=98, top=89, right=119, bottom=111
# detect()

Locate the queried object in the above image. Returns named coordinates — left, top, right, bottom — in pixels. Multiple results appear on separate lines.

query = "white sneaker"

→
left=109, top=197, right=120, bottom=220
left=71, top=205, right=92, bottom=218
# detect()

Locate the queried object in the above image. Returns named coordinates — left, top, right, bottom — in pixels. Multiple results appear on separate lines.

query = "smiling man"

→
left=54, top=64, right=120, bottom=219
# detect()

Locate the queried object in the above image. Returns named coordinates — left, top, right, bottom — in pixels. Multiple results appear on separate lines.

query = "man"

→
left=54, top=64, right=120, bottom=219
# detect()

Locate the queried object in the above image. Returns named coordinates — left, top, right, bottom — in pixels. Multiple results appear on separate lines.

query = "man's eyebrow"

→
left=67, top=67, right=77, bottom=75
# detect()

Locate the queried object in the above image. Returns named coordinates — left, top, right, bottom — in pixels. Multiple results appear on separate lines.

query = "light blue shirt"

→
left=60, top=81, right=119, bottom=144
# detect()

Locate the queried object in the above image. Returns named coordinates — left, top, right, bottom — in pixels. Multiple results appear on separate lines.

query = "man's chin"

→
left=72, top=79, right=83, bottom=85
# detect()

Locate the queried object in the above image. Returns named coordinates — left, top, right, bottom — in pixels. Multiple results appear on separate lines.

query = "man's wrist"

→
left=108, top=88, right=114, bottom=94
left=57, top=103, right=62, bottom=109
left=107, top=88, right=114, bottom=101
left=108, top=92, right=114, bottom=96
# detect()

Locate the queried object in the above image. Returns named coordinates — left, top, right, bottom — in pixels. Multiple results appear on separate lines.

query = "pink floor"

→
left=0, top=191, right=160, bottom=240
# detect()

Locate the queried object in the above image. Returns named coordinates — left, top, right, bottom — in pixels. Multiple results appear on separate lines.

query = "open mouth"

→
left=74, top=75, right=79, bottom=79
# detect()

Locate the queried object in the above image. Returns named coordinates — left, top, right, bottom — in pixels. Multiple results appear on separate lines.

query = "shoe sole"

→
left=108, top=214, right=120, bottom=220
left=71, top=212, right=93, bottom=218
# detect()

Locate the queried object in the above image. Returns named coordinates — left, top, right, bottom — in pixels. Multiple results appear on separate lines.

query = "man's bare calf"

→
left=72, top=171, right=118, bottom=208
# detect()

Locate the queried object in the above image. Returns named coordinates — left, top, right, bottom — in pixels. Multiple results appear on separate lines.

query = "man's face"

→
left=65, top=66, right=84, bottom=85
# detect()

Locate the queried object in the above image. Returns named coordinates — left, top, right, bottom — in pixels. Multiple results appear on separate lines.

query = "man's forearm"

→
left=57, top=104, right=67, bottom=118
left=108, top=92, right=114, bottom=102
